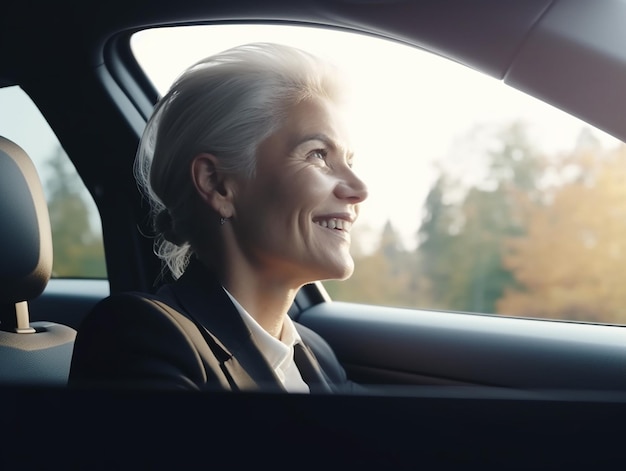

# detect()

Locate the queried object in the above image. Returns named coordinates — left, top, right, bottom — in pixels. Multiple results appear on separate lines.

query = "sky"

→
left=3, top=24, right=614, bottom=256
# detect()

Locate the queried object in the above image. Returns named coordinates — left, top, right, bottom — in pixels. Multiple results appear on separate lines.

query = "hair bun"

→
left=155, top=208, right=183, bottom=245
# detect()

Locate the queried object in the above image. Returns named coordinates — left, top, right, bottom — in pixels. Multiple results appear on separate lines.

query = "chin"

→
left=306, top=252, right=355, bottom=283
left=322, top=261, right=355, bottom=282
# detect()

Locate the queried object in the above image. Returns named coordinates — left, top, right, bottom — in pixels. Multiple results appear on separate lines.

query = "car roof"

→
left=2, top=0, right=554, bottom=80
left=4, top=0, right=625, bottom=135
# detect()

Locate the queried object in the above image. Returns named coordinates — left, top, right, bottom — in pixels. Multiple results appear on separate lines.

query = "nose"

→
left=334, top=166, right=368, bottom=203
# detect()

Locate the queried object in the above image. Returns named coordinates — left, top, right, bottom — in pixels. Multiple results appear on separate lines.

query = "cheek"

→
left=264, top=177, right=321, bottom=218
left=243, top=168, right=335, bottom=232
left=286, top=171, right=334, bottom=206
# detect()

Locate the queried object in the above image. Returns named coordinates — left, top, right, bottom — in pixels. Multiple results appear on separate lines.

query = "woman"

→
left=69, top=43, right=368, bottom=392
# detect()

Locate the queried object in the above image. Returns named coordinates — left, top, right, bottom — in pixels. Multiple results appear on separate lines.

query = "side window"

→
left=131, top=25, right=624, bottom=324
left=0, top=86, right=107, bottom=278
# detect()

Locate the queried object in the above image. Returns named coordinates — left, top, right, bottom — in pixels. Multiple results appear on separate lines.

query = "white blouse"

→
left=223, top=289, right=310, bottom=393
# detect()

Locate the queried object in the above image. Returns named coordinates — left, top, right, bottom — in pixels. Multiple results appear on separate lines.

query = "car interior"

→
left=0, top=136, right=76, bottom=384
left=2, top=0, right=626, bottom=468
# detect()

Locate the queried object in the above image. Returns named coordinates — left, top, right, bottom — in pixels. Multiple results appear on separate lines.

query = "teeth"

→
left=315, top=218, right=351, bottom=232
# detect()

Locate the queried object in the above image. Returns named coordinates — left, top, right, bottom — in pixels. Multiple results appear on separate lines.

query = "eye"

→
left=308, top=149, right=328, bottom=162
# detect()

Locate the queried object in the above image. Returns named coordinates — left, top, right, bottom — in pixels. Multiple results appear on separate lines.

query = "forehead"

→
left=282, top=96, right=353, bottom=151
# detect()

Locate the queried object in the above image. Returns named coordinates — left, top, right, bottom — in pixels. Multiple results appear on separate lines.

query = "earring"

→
left=220, top=217, right=226, bottom=225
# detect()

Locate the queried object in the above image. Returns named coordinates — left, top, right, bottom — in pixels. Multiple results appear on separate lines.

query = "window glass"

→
left=131, top=25, right=624, bottom=324
left=0, top=86, right=107, bottom=278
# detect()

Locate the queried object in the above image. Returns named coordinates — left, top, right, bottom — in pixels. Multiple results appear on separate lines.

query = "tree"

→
left=44, top=147, right=107, bottom=278
left=498, top=139, right=626, bottom=323
left=415, top=121, right=544, bottom=313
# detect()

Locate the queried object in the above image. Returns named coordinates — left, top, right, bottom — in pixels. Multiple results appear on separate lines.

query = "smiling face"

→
left=228, top=95, right=368, bottom=288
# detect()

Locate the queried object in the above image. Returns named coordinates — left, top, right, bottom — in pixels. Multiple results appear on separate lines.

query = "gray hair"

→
left=134, top=42, right=346, bottom=279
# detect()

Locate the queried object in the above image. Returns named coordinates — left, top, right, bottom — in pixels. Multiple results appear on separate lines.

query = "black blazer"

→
left=69, top=260, right=355, bottom=393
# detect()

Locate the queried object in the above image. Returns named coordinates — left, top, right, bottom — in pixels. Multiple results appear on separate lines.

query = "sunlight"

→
left=131, top=24, right=620, bottom=253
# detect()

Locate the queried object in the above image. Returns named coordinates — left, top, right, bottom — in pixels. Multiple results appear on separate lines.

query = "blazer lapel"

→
left=159, top=260, right=284, bottom=392
left=293, top=342, right=333, bottom=393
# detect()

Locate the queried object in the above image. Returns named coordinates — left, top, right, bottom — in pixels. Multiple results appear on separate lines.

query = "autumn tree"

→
left=323, top=122, right=622, bottom=323
left=498, top=135, right=626, bottom=323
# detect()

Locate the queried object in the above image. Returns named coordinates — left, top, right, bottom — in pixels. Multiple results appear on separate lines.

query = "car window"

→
left=0, top=86, right=107, bottom=279
left=131, top=24, right=624, bottom=325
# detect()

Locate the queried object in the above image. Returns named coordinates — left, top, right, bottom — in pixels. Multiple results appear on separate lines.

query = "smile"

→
left=314, top=217, right=352, bottom=232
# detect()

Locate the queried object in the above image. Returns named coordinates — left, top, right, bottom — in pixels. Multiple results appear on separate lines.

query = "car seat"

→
left=0, top=136, right=76, bottom=384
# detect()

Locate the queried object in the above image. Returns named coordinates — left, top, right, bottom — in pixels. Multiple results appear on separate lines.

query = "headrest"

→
left=0, top=136, right=52, bottom=304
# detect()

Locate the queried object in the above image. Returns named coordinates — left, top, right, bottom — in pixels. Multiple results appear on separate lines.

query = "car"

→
left=2, top=0, right=626, bottom=468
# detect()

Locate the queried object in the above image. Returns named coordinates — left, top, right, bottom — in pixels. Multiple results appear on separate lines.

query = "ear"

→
left=191, top=153, right=237, bottom=218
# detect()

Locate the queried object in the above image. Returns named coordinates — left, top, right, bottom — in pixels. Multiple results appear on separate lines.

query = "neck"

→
left=195, top=252, right=301, bottom=338
left=223, top=276, right=299, bottom=338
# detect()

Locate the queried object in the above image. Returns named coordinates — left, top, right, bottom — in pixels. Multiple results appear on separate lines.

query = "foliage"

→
left=44, top=147, right=107, bottom=278
left=414, top=121, right=542, bottom=313
left=499, top=137, right=626, bottom=323
left=326, top=122, right=626, bottom=324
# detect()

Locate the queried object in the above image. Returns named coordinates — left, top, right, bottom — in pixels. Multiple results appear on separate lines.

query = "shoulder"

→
left=69, top=292, right=227, bottom=390
left=76, top=292, right=204, bottom=348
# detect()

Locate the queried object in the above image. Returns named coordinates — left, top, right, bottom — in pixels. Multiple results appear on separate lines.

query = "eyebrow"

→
left=296, top=133, right=355, bottom=160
